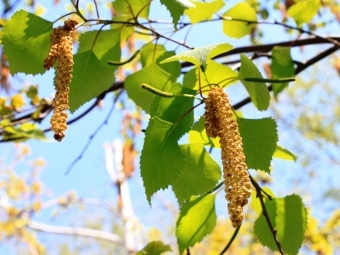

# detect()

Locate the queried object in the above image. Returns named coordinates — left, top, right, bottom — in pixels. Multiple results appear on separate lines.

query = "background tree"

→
left=0, top=0, right=340, bottom=254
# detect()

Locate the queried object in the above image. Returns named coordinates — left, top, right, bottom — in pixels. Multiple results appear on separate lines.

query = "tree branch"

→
left=250, top=176, right=284, bottom=255
left=65, top=89, right=124, bottom=174
left=27, top=220, right=123, bottom=243
left=219, top=225, right=241, bottom=255
left=0, top=36, right=338, bottom=142
left=182, top=36, right=340, bottom=68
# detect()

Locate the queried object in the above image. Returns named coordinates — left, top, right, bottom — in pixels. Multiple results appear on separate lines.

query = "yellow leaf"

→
left=10, top=94, right=25, bottom=111
left=185, top=0, right=225, bottom=24
left=222, top=2, right=257, bottom=38
left=32, top=200, right=42, bottom=212
left=3, top=221, right=16, bottom=236
left=7, top=207, right=19, bottom=217
left=34, top=4, right=46, bottom=16
left=31, top=182, right=43, bottom=195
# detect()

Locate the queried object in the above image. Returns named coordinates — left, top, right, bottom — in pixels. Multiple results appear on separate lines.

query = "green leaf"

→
left=112, top=0, right=150, bottom=19
left=125, top=64, right=172, bottom=114
left=176, top=194, right=217, bottom=254
left=273, top=145, right=297, bottom=161
left=150, top=83, right=195, bottom=140
left=161, top=43, right=233, bottom=71
left=172, top=144, right=221, bottom=205
left=251, top=187, right=275, bottom=214
left=140, top=44, right=181, bottom=81
left=2, top=10, right=52, bottom=75
left=0, top=98, right=12, bottom=116
left=185, top=0, right=225, bottom=24
left=199, top=60, right=237, bottom=90
left=271, top=47, right=295, bottom=97
left=237, top=117, right=278, bottom=172
left=78, top=29, right=121, bottom=67
left=3, top=122, right=47, bottom=141
left=68, top=51, right=115, bottom=113
left=287, top=0, right=320, bottom=26
left=182, top=61, right=237, bottom=92
left=136, top=241, right=172, bottom=255
left=254, top=194, right=307, bottom=255
left=160, top=0, right=190, bottom=28
left=183, top=68, right=197, bottom=90
left=223, top=2, right=257, bottom=38
left=26, top=85, right=38, bottom=99
left=238, top=54, right=270, bottom=111
left=140, top=116, right=185, bottom=203
left=188, top=117, right=220, bottom=148
left=156, top=51, right=181, bottom=82
left=140, top=44, right=167, bottom=67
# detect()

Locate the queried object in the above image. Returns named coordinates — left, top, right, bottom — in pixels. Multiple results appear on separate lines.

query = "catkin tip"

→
left=44, top=17, right=76, bottom=141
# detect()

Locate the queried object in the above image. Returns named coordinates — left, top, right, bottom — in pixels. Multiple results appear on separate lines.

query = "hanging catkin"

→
left=204, top=87, right=252, bottom=228
left=44, top=18, right=78, bottom=141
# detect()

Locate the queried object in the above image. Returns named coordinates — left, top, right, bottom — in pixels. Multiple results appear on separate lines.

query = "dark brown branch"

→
left=182, top=36, right=340, bottom=68
left=250, top=175, right=285, bottom=255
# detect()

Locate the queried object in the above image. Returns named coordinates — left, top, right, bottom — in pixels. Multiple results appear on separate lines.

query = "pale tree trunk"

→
left=103, top=139, right=143, bottom=254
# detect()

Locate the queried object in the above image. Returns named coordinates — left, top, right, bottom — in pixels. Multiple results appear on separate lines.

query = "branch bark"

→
left=250, top=176, right=285, bottom=255
left=27, top=220, right=123, bottom=244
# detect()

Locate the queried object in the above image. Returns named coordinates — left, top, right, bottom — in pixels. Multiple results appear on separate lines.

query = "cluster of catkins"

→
left=204, top=87, right=252, bottom=228
left=44, top=18, right=78, bottom=141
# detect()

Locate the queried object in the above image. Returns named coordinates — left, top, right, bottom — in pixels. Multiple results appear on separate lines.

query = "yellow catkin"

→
left=44, top=18, right=78, bottom=141
left=204, top=87, right=252, bottom=228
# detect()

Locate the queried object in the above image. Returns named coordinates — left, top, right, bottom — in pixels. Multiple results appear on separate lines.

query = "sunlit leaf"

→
left=150, top=82, right=195, bottom=140
left=254, top=194, right=307, bottom=255
left=125, top=63, right=172, bottom=114
left=172, top=144, right=221, bottom=204
left=140, top=116, right=184, bottom=203
left=273, top=145, right=297, bottom=161
left=68, top=51, right=115, bottom=113
left=160, top=0, right=189, bottom=28
left=10, top=94, right=25, bottom=111
left=251, top=187, right=275, bottom=214
left=176, top=194, right=217, bottom=254
left=2, top=10, right=52, bottom=75
left=185, top=0, right=225, bottom=24
left=161, top=43, right=233, bottom=71
left=136, top=241, right=172, bottom=255
left=223, top=2, right=257, bottom=38
left=78, top=29, right=121, bottom=67
left=140, top=44, right=180, bottom=81
left=287, top=0, right=320, bottom=26
left=237, top=117, right=278, bottom=172
left=188, top=117, right=220, bottom=148
left=3, top=122, right=47, bottom=141
left=238, top=54, right=270, bottom=111
left=112, top=0, right=150, bottom=19
left=271, top=47, right=295, bottom=97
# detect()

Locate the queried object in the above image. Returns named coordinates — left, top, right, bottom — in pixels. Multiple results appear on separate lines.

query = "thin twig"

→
left=219, top=16, right=340, bottom=48
left=93, top=0, right=100, bottom=19
left=65, top=89, right=124, bottom=175
left=219, top=225, right=241, bottom=255
left=250, top=175, right=285, bottom=255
